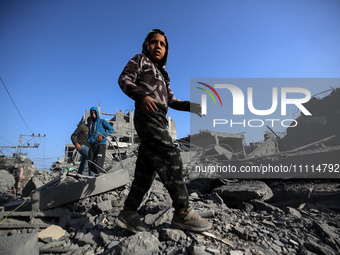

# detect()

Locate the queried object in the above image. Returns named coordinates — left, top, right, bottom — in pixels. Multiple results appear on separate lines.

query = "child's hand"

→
left=140, top=96, right=158, bottom=114
left=190, top=102, right=202, bottom=117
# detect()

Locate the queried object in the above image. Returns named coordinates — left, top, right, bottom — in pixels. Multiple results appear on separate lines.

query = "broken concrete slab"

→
left=246, top=132, right=280, bottom=159
left=0, top=208, right=71, bottom=229
left=313, top=221, right=340, bottom=249
left=279, top=87, right=340, bottom=150
left=38, top=224, right=67, bottom=241
left=252, top=199, right=284, bottom=214
left=205, top=145, right=233, bottom=160
left=269, top=180, right=340, bottom=211
left=213, top=180, right=273, bottom=207
left=22, top=169, right=54, bottom=197
left=31, top=170, right=130, bottom=210
left=0, top=232, right=39, bottom=255
left=189, top=130, right=246, bottom=159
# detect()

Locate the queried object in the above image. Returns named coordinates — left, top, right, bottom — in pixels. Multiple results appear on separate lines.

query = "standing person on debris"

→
left=88, top=106, right=114, bottom=174
left=116, top=29, right=211, bottom=233
left=71, top=116, right=94, bottom=176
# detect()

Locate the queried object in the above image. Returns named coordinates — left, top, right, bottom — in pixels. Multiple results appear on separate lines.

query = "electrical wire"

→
left=0, top=135, right=15, bottom=146
left=0, top=76, right=34, bottom=133
left=0, top=191, right=33, bottom=225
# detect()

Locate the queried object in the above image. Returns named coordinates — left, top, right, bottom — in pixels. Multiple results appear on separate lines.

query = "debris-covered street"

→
left=1, top=88, right=340, bottom=255
left=1, top=156, right=340, bottom=255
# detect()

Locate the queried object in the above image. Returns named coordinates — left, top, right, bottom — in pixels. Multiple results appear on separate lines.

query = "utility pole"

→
left=0, top=134, right=46, bottom=195
left=15, top=134, right=46, bottom=156
left=0, top=134, right=46, bottom=157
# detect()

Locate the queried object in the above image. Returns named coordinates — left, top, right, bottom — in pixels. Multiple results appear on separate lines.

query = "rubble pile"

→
left=0, top=87, right=339, bottom=254
left=279, top=87, right=340, bottom=151
left=0, top=155, right=340, bottom=255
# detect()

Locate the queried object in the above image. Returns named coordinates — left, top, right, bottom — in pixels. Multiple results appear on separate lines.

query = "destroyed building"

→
left=279, top=87, right=340, bottom=150
left=0, top=88, right=340, bottom=254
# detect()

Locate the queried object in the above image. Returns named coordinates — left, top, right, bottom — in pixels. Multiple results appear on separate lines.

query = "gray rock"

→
left=78, top=230, right=101, bottom=246
left=189, top=246, right=210, bottom=255
left=252, top=199, right=284, bottom=214
left=117, top=232, right=161, bottom=255
left=95, top=200, right=113, bottom=212
left=285, top=207, right=302, bottom=218
left=159, top=228, right=186, bottom=242
left=229, top=251, right=244, bottom=255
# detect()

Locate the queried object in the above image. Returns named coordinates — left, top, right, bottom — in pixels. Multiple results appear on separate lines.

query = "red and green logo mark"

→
left=197, top=82, right=222, bottom=115
left=197, top=82, right=223, bottom=106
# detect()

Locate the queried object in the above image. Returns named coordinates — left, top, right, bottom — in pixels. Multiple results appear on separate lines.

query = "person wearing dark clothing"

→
left=71, top=116, right=93, bottom=176
left=88, top=106, right=114, bottom=174
left=116, top=29, right=211, bottom=233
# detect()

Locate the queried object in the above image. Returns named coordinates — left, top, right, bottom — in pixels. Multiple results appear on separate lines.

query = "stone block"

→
left=31, top=170, right=130, bottom=210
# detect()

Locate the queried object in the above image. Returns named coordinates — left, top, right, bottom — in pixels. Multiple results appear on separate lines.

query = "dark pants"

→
left=88, top=143, right=106, bottom=174
left=124, top=110, right=189, bottom=212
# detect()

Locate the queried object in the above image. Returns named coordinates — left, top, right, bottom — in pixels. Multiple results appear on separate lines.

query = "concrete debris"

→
left=214, top=180, right=274, bottom=207
left=22, top=169, right=57, bottom=197
left=38, top=224, right=67, bottom=241
left=1, top=173, right=340, bottom=254
left=0, top=155, right=37, bottom=194
left=206, top=145, right=234, bottom=160
left=31, top=170, right=130, bottom=210
left=0, top=87, right=339, bottom=254
left=117, top=231, right=161, bottom=255
left=279, top=87, right=340, bottom=151
left=187, top=130, right=246, bottom=160
left=0, top=170, right=15, bottom=194
left=246, top=133, right=280, bottom=159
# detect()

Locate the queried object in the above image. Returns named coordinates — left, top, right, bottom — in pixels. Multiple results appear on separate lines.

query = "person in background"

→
left=88, top=106, right=114, bottom=174
left=71, top=116, right=93, bottom=176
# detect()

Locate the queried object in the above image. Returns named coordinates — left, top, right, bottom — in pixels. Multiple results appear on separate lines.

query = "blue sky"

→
left=1, top=0, right=339, bottom=170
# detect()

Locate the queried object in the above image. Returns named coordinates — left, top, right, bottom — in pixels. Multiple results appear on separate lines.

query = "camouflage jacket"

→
left=118, top=53, right=190, bottom=113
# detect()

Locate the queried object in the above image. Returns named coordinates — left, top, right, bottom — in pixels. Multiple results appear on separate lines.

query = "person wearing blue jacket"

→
left=88, top=106, right=114, bottom=174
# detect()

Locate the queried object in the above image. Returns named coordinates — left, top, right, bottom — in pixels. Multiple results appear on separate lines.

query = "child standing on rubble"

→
left=116, top=29, right=211, bottom=233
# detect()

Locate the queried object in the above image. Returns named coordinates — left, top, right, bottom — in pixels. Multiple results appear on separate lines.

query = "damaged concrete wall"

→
left=108, top=110, right=136, bottom=143
left=279, top=88, right=340, bottom=151
left=190, top=130, right=246, bottom=159
left=246, top=132, right=280, bottom=159
left=0, top=155, right=37, bottom=193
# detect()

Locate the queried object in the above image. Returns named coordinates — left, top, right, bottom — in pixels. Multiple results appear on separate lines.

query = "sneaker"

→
left=171, top=207, right=212, bottom=232
left=115, top=210, right=148, bottom=233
